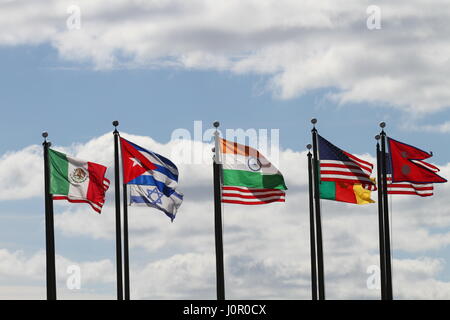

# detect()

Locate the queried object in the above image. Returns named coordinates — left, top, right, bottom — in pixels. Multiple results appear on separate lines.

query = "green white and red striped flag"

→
left=218, top=137, right=287, bottom=205
left=48, top=149, right=110, bottom=213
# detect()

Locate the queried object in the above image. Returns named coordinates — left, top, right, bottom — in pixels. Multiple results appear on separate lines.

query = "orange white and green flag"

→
left=218, top=137, right=287, bottom=205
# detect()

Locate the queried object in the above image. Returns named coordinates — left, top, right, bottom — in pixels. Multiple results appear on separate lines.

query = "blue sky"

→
left=2, top=44, right=450, bottom=163
left=1, top=0, right=450, bottom=300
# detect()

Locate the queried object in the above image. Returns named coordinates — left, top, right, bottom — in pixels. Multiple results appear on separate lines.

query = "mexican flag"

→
left=218, top=137, right=287, bottom=205
left=48, top=149, right=110, bottom=213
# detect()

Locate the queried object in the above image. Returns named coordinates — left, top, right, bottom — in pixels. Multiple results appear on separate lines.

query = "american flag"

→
left=317, top=134, right=376, bottom=190
left=385, top=153, right=434, bottom=197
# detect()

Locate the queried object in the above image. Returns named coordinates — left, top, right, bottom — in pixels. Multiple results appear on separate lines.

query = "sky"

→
left=1, top=0, right=450, bottom=299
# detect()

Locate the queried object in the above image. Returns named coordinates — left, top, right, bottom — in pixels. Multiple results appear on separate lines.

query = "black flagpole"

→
left=42, top=132, right=57, bottom=300
left=307, top=144, right=318, bottom=300
left=379, top=122, right=393, bottom=300
left=375, top=135, right=387, bottom=300
left=311, top=118, right=325, bottom=300
left=123, top=182, right=130, bottom=300
left=213, top=121, right=225, bottom=300
left=113, top=121, right=124, bottom=300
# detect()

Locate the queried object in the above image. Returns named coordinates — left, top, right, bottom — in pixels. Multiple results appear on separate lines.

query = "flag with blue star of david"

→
left=121, top=138, right=183, bottom=221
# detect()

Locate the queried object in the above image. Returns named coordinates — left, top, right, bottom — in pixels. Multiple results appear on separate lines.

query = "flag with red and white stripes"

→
left=318, top=134, right=376, bottom=190
left=221, top=186, right=286, bottom=205
left=386, top=175, right=434, bottom=196
left=219, top=138, right=287, bottom=205
left=385, top=153, right=434, bottom=197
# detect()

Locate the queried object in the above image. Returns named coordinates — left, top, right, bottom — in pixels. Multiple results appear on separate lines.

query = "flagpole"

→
left=123, top=183, right=130, bottom=300
left=42, top=132, right=57, bottom=300
left=375, top=135, right=387, bottom=300
left=379, top=122, right=393, bottom=300
left=212, top=121, right=225, bottom=300
left=307, top=144, right=318, bottom=300
left=113, top=121, right=124, bottom=300
left=311, top=118, right=326, bottom=300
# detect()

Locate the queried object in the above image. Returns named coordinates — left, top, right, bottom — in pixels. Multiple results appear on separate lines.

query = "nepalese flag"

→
left=317, top=134, right=376, bottom=204
left=120, top=138, right=183, bottom=221
left=48, top=149, right=110, bottom=213
left=219, top=137, right=287, bottom=205
left=385, top=153, right=434, bottom=197
left=387, top=137, right=447, bottom=184
left=385, top=138, right=446, bottom=197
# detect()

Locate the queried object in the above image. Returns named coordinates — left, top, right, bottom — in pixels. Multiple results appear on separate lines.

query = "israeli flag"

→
left=128, top=144, right=183, bottom=221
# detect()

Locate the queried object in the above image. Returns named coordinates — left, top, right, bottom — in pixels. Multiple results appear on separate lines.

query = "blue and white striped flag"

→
left=121, top=138, right=183, bottom=221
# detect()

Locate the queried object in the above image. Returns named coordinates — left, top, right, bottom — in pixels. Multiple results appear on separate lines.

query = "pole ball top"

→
left=379, top=122, right=386, bottom=128
left=375, top=135, right=381, bottom=140
left=306, top=144, right=312, bottom=150
left=311, top=118, right=317, bottom=125
left=212, top=147, right=215, bottom=153
left=213, top=121, right=220, bottom=128
left=112, top=120, right=119, bottom=127
left=42, top=132, right=48, bottom=138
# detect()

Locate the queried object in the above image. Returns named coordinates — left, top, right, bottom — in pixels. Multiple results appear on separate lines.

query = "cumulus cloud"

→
left=1, top=0, right=450, bottom=113
left=0, top=248, right=116, bottom=299
left=1, top=133, right=450, bottom=299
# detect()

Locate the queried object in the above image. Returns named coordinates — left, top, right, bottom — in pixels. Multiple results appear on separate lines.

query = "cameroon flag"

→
left=320, top=180, right=374, bottom=205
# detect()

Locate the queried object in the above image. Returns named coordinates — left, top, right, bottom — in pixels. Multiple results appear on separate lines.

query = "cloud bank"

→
left=1, top=133, right=450, bottom=299
left=1, top=0, right=450, bottom=113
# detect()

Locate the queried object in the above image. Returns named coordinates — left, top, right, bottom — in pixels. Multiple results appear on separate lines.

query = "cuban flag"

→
left=120, top=137, right=183, bottom=221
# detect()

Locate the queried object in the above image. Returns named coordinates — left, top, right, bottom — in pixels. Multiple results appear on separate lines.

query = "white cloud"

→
left=407, top=121, right=450, bottom=134
left=0, top=145, right=43, bottom=201
left=1, top=1, right=450, bottom=113
left=2, top=133, right=450, bottom=299
left=0, top=249, right=115, bottom=284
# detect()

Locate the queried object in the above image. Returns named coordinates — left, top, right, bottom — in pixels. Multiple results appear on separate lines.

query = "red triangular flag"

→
left=120, top=137, right=157, bottom=184
left=388, top=137, right=447, bottom=184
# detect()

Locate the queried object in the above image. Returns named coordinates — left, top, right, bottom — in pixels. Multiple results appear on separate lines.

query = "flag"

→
left=317, top=134, right=375, bottom=204
left=120, top=138, right=183, bottom=221
left=387, top=137, right=447, bottom=184
left=320, top=180, right=375, bottom=204
left=49, top=149, right=110, bottom=213
left=385, top=151, right=434, bottom=197
left=219, top=137, right=287, bottom=204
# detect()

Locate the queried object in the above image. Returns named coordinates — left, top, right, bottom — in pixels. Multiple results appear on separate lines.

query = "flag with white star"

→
left=121, top=138, right=183, bottom=221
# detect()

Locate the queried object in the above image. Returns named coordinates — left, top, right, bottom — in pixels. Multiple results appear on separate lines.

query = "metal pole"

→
left=113, top=121, right=124, bottom=300
left=42, top=132, right=57, bottom=300
left=307, top=145, right=318, bottom=300
left=379, top=122, right=393, bottom=300
left=123, top=183, right=130, bottom=300
left=213, top=121, right=225, bottom=300
left=311, top=119, right=326, bottom=300
left=376, top=136, right=387, bottom=300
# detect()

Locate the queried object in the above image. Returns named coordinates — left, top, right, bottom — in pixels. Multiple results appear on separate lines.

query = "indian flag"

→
left=219, top=138, right=287, bottom=205
left=48, top=149, right=110, bottom=213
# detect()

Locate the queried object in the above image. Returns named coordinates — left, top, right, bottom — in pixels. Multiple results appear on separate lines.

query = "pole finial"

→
left=213, top=121, right=220, bottom=129
left=311, top=118, right=317, bottom=125
left=375, top=135, right=381, bottom=141
left=379, top=122, right=386, bottom=129
left=112, top=121, right=120, bottom=134
left=306, top=144, right=312, bottom=150
left=42, top=132, right=49, bottom=145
